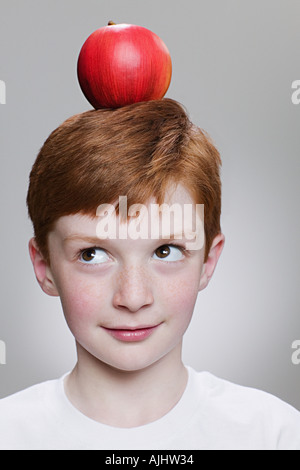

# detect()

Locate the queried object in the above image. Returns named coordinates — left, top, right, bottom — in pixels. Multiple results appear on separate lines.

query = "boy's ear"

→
left=28, top=238, right=59, bottom=297
left=199, top=233, right=225, bottom=291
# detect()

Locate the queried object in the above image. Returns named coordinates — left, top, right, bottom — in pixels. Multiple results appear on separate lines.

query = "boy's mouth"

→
left=102, top=324, right=161, bottom=342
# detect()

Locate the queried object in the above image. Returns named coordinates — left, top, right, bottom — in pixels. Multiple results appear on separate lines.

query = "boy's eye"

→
left=78, top=244, right=186, bottom=265
left=153, top=245, right=184, bottom=262
left=79, top=248, right=109, bottom=264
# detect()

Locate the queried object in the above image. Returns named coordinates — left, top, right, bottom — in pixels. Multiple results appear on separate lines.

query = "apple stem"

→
left=108, top=21, right=117, bottom=25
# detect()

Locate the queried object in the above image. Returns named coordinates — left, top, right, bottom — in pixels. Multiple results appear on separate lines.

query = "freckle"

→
left=166, top=278, right=195, bottom=298
left=116, top=266, right=149, bottom=291
left=165, top=280, right=181, bottom=296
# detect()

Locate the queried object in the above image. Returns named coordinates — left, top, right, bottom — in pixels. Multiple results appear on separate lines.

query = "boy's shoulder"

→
left=191, top=368, right=300, bottom=449
left=0, top=377, right=57, bottom=412
left=194, top=368, right=300, bottom=422
left=0, top=377, right=61, bottom=449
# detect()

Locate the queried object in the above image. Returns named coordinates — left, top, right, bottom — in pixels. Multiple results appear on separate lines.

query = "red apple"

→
left=77, top=22, right=172, bottom=109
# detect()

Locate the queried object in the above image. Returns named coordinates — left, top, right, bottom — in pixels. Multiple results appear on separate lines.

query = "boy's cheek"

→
left=163, top=273, right=200, bottom=310
left=58, top=277, right=107, bottom=326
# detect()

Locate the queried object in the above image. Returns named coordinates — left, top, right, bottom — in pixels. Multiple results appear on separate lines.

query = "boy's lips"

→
left=102, top=324, right=162, bottom=342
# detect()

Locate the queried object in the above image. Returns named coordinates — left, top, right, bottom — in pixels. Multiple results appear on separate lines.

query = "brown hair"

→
left=27, top=98, right=222, bottom=264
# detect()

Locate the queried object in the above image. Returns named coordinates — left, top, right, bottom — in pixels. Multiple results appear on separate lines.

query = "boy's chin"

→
left=97, top=354, right=165, bottom=373
left=83, top=346, right=167, bottom=373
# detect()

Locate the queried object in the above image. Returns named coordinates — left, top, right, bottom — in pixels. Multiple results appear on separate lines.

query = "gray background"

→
left=0, top=0, right=299, bottom=410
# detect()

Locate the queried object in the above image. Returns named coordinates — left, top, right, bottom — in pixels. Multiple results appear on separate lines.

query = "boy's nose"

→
left=112, top=265, right=154, bottom=313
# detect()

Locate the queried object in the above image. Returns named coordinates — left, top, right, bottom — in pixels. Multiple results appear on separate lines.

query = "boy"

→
left=0, top=99, right=299, bottom=450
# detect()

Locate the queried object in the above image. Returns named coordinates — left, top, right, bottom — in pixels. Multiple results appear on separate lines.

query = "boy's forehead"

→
left=52, top=183, right=203, bottom=245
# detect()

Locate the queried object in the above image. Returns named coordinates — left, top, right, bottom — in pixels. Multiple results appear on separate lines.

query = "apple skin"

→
left=77, top=23, right=172, bottom=109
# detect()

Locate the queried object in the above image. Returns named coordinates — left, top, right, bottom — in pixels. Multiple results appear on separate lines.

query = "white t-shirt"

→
left=0, top=366, right=300, bottom=450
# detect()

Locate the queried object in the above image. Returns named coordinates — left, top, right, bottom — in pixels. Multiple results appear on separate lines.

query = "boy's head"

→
left=26, top=98, right=225, bottom=371
left=27, top=98, right=222, bottom=266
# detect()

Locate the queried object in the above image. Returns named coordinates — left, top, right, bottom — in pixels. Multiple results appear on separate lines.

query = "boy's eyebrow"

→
left=63, top=231, right=197, bottom=244
left=63, top=235, right=104, bottom=245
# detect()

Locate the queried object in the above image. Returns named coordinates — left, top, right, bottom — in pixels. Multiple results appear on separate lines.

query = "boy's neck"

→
left=64, top=342, right=188, bottom=428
